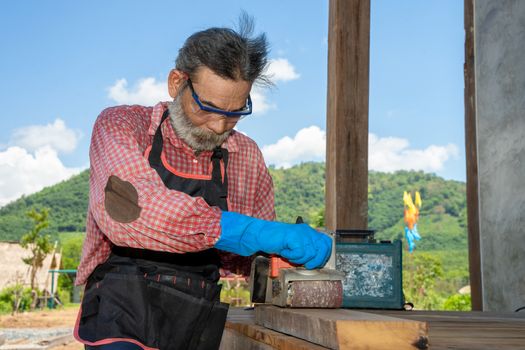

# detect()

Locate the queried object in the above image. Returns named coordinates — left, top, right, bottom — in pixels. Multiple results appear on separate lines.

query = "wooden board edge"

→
left=220, top=327, right=274, bottom=350
left=335, top=319, right=429, bottom=350
left=226, top=321, right=328, bottom=350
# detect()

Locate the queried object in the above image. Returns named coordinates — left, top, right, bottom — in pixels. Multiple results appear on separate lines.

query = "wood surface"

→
left=220, top=327, right=275, bottom=350
left=369, top=310, right=525, bottom=350
left=226, top=307, right=525, bottom=349
left=325, top=0, right=370, bottom=232
left=463, top=0, right=483, bottom=311
left=254, top=306, right=428, bottom=349
left=224, top=320, right=327, bottom=350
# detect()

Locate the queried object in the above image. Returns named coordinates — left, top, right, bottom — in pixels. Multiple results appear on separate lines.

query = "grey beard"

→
left=167, top=98, right=231, bottom=152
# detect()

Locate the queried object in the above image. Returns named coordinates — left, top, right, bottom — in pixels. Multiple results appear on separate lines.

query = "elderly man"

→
left=74, top=16, right=331, bottom=350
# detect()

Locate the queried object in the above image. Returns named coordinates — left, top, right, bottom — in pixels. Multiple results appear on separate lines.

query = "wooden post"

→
left=325, top=0, right=371, bottom=231
left=464, top=0, right=483, bottom=311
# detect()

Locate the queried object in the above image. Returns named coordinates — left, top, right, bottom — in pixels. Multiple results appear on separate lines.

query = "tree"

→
left=20, top=208, right=53, bottom=290
left=403, top=252, right=444, bottom=310
left=57, top=233, right=85, bottom=301
left=443, top=293, right=471, bottom=311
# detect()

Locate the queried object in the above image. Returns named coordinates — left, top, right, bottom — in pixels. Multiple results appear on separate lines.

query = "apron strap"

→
left=211, top=146, right=228, bottom=209
left=148, top=109, right=170, bottom=168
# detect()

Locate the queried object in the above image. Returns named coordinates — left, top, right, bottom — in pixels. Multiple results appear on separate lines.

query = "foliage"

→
left=20, top=208, right=53, bottom=290
left=369, top=170, right=466, bottom=234
left=58, top=288, right=71, bottom=305
left=310, top=207, right=325, bottom=228
left=443, top=293, right=471, bottom=311
left=59, top=232, right=85, bottom=269
left=0, top=300, right=10, bottom=314
left=269, top=162, right=326, bottom=224
left=0, top=170, right=89, bottom=241
left=0, top=166, right=468, bottom=252
left=0, top=285, right=34, bottom=314
left=403, top=252, right=445, bottom=310
left=57, top=232, right=85, bottom=301
left=379, top=213, right=467, bottom=251
left=0, top=163, right=471, bottom=310
left=431, top=250, right=469, bottom=297
left=219, top=279, right=251, bottom=306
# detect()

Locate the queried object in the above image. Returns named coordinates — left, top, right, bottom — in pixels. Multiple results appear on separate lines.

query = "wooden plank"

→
left=463, top=0, right=483, bottom=311
left=368, top=309, right=525, bottom=321
left=335, top=320, right=429, bottom=350
left=255, top=306, right=428, bottom=349
left=325, top=0, right=370, bottom=232
left=225, top=321, right=327, bottom=350
left=220, top=328, right=274, bottom=350
left=367, top=310, right=525, bottom=350
left=228, top=307, right=525, bottom=349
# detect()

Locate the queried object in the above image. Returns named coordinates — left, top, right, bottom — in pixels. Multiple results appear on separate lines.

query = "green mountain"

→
left=0, top=171, right=89, bottom=241
left=368, top=170, right=467, bottom=251
left=269, top=165, right=467, bottom=251
left=0, top=163, right=467, bottom=253
left=269, top=162, right=326, bottom=224
left=0, top=163, right=469, bottom=309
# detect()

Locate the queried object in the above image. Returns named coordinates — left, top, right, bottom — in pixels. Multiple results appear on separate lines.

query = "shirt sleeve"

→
left=89, top=106, right=222, bottom=253
left=252, top=150, right=276, bottom=221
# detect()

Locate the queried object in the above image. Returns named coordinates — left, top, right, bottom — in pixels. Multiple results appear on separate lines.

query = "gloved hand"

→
left=215, top=211, right=332, bottom=269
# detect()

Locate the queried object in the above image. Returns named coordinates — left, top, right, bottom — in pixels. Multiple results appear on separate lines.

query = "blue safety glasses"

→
left=186, top=79, right=252, bottom=119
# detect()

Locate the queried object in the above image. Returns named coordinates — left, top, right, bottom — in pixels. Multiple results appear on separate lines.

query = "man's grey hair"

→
left=175, top=12, right=271, bottom=86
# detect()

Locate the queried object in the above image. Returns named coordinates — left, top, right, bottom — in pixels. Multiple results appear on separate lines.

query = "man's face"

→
left=168, top=67, right=252, bottom=151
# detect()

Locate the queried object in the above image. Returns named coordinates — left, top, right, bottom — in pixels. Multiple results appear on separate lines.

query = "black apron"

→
left=76, top=110, right=230, bottom=350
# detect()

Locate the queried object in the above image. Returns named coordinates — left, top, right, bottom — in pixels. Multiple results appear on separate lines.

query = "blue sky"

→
left=0, top=1, right=464, bottom=206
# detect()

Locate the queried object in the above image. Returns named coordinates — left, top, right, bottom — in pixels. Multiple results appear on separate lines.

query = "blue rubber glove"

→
left=215, top=211, right=332, bottom=269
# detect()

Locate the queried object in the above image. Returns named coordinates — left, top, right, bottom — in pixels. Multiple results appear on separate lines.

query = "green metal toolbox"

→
left=335, top=230, right=404, bottom=309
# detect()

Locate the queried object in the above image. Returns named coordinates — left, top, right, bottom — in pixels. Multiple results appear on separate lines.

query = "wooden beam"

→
left=325, top=0, right=370, bottom=232
left=255, top=306, right=428, bottom=350
left=463, top=0, right=483, bottom=311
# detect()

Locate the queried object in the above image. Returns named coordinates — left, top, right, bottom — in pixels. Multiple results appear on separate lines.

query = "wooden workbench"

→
left=220, top=307, right=525, bottom=350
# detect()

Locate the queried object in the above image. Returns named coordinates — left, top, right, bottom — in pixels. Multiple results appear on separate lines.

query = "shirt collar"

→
left=149, top=102, right=239, bottom=153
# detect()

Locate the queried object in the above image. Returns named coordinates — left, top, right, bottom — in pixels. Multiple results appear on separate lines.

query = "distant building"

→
left=0, top=241, right=61, bottom=292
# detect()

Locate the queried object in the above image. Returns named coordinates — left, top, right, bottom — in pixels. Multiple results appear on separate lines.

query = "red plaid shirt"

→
left=76, top=102, right=275, bottom=285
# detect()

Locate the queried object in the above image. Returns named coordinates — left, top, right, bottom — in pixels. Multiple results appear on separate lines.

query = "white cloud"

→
left=10, top=119, right=81, bottom=154
left=261, top=127, right=459, bottom=173
left=252, top=58, right=300, bottom=115
left=1, top=119, right=84, bottom=207
left=262, top=126, right=325, bottom=168
left=0, top=146, right=82, bottom=207
left=108, top=77, right=170, bottom=106
left=106, top=58, right=299, bottom=114
left=107, top=59, right=299, bottom=113
left=368, top=133, right=459, bottom=172
left=251, top=86, right=276, bottom=114
left=266, top=58, right=300, bottom=83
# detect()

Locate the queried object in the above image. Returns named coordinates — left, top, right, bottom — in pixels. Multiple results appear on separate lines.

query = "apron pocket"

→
left=78, top=266, right=228, bottom=350
left=96, top=273, right=154, bottom=347
left=193, top=301, right=229, bottom=350
left=77, top=291, right=101, bottom=342
left=81, top=294, right=100, bottom=319
left=146, top=280, right=215, bottom=350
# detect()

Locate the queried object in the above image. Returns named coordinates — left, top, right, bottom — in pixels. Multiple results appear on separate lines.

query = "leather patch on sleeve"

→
left=104, top=175, right=142, bottom=223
